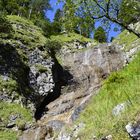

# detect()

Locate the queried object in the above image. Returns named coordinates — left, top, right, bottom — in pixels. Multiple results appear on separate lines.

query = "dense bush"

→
left=94, top=26, right=107, bottom=43
left=45, top=39, right=62, bottom=56
left=0, top=14, right=12, bottom=34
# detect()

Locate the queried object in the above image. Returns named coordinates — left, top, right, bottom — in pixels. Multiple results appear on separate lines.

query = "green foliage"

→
left=0, top=0, right=51, bottom=19
left=0, top=15, right=12, bottom=38
left=45, top=39, right=62, bottom=55
left=54, top=9, right=63, bottom=22
left=0, top=101, right=32, bottom=124
left=105, top=72, right=125, bottom=85
left=76, top=16, right=95, bottom=38
left=51, top=9, right=63, bottom=35
left=7, top=15, right=47, bottom=50
left=119, top=0, right=140, bottom=24
left=63, top=0, right=140, bottom=38
left=94, top=27, right=107, bottom=43
left=61, top=0, right=95, bottom=37
left=0, top=76, right=18, bottom=96
left=35, top=64, right=48, bottom=73
left=0, top=130, right=17, bottom=140
left=28, top=0, right=51, bottom=19
left=62, top=0, right=77, bottom=32
left=51, top=32, right=94, bottom=44
left=75, top=52, right=140, bottom=140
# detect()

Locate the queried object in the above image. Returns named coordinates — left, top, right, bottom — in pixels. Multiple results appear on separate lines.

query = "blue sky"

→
left=46, top=0, right=121, bottom=41
left=46, top=0, right=63, bottom=22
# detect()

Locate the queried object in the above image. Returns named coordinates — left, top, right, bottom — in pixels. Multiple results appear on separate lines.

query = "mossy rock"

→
left=114, top=30, right=140, bottom=51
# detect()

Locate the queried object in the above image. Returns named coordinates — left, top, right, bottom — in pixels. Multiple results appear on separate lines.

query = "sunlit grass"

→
left=75, top=52, right=140, bottom=140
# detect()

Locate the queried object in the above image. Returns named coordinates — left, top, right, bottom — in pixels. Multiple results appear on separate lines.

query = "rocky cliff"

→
left=0, top=16, right=140, bottom=140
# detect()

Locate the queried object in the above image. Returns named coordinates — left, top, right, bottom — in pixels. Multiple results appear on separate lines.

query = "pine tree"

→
left=94, top=27, right=107, bottom=43
left=51, top=9, right=63, bottom=35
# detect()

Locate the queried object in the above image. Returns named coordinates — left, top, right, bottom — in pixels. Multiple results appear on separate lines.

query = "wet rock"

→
left=126, top=122, right=140, bottom=140
left=19, top=125, right=53, bottom=140
left=125, top=47, right=140, bottom=63
left=47, top=120, right=65, bottom=131
left=72, top=123, right=85, bottom=138
left=57, top=132, right=71, bottom=140
left=6, top=122, right=16, bottom=128
left=71, top=104, right=85, bottom=121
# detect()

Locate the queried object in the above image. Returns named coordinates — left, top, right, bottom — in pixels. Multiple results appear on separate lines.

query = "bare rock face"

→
left=19, top=125, right=53, bottom=140
left=28, top=48, right=54, bottom=107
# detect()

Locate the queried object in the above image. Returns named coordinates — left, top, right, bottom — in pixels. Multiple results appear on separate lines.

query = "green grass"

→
left=0, top=101, right=33, bottom=140
left=0, top=102, right=32, bottom=125
left=50, top=33, right=98, bottom=54
left=0, top=130, right=17, bottom=140
left=0, top=76, right=18, bottom=97
left=113, top=30, right=140, bottom=51
left=51, top=32, right=94, bottom=43
left=35, top=64, right=49, bottom=73
left=74, top=52, right=140, bottom=140
left=6, top=15, right=47, bottom=50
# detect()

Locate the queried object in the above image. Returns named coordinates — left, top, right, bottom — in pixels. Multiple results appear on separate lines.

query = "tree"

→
left=94, top=26, right=107, bottom=43
left=54, top=9, right=63, bottom=22
left=119, top=0, right=140, bottom=25
left=0, top=14, right=13, bottom=38
left=62, top=0, right=78, bottom=33
left=64, top=0, right=140, bottom=38
left=0, top=0, right=30, bottom=16
left=28, top=0, right=51, bottom=19
left=76, top=16, right=94, bottom=38
left=51, top=9, right=63, bottom=35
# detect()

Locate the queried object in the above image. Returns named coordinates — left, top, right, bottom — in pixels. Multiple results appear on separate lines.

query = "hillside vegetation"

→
left=73, top=48, right=140, bottom=139
left=0, top=15, right=140, bottom=140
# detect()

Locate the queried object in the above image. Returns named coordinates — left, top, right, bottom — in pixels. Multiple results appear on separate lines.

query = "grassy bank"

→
left=75, top=52, right=140, bottom=140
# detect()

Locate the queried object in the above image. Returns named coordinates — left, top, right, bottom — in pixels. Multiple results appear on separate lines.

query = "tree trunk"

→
left=28, top=7, right=33, bottom=19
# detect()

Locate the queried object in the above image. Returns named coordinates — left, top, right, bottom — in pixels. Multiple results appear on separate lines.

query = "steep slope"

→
left=20, top=42, right=139, bottom=140
left=0, top=15, right=48, bottom=139
left=1, top=15, right=140, bottom=140
left=54, top=30, right=140, bottom=140
left=0, top=15, right=98, bottom=139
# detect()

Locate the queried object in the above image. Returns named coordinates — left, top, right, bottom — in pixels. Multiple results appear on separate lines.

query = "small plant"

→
left=0, top=14, right=13, bottom=38
left=45, top=39, right=62, bottom=55
left=105, top=72, right=125, bottom=84
left=0, top=15, right=12, bottom=34
left=35, top=64, right=48, bottom=73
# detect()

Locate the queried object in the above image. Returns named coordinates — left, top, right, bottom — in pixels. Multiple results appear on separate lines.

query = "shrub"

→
left=45, top=39, right=62, bottom=56
left=0, top=14, right=12, bottom=34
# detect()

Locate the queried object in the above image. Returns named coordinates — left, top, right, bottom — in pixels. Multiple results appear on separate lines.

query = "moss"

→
left=35, top=64, right=48, bottom=73
left=0, top=76, right=18, bottom=96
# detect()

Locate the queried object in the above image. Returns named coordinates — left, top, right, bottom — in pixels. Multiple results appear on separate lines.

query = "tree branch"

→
left=94, top=0, right=106, bottom=13
left=105, top=15, right=140, bottom=38
left=106, top=0, right=111, bottom=16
